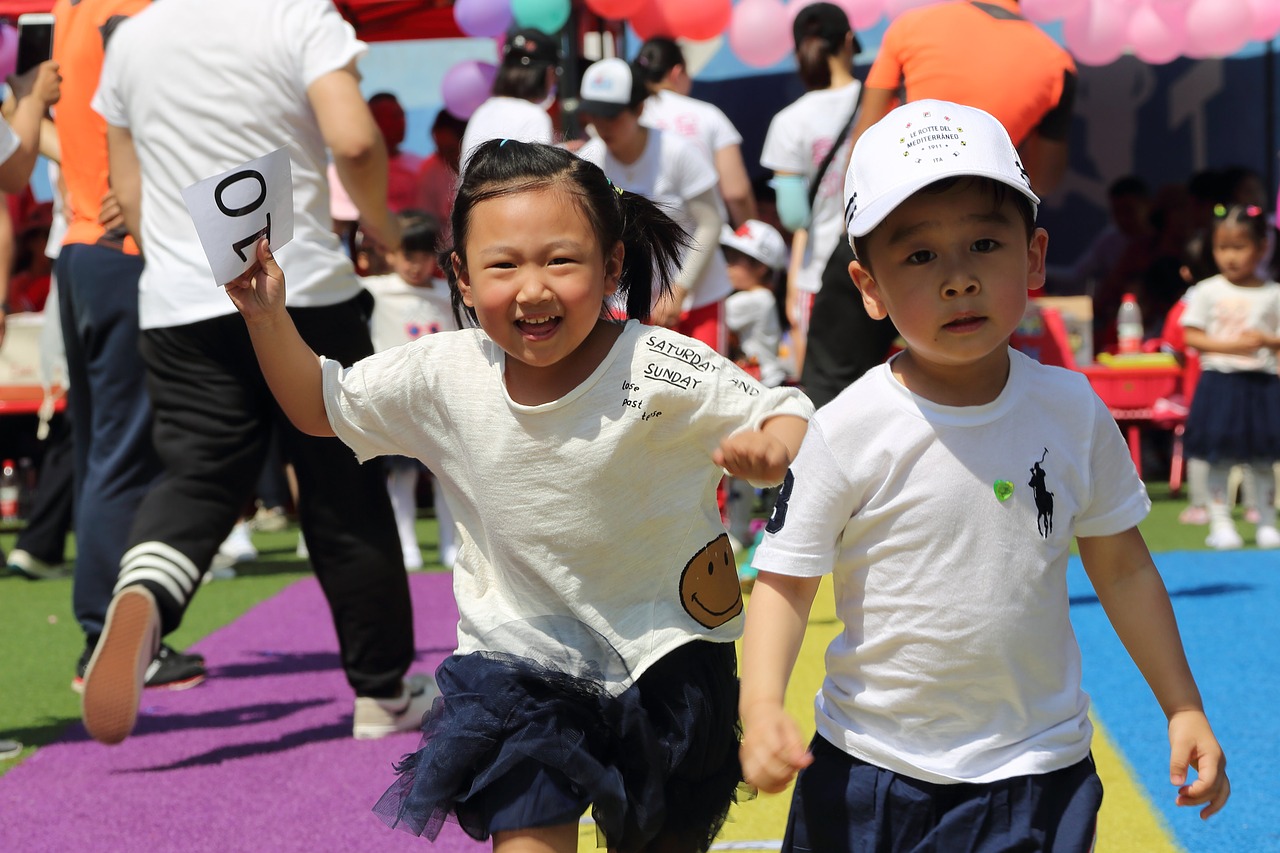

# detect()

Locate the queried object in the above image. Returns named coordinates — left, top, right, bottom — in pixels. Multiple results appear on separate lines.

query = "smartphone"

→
left=15, top=13, right=55, bottom=77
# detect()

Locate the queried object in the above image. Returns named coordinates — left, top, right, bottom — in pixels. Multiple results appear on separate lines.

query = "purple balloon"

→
left=441, top=60, right=499, bottom=121
left=454, top=0, right=514, bottom=39
left=0, top=25, right=17, bottom=80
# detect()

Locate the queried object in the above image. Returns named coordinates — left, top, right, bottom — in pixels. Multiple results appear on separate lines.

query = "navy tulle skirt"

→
left=1184, top=370, right=1280, bottom=463
left=373, top=640, right=742, bottom=852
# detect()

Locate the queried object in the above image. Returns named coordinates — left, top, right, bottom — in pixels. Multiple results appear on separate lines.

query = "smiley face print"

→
left=679, top=534, right=743, bottom=629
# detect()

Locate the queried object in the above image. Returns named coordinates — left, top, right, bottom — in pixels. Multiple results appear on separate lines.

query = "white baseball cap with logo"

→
left=720, top=220, right=788, bottom=271
left=843, top=99, right=1039, bottom=243
left=578, top=57, right=636, bottom=118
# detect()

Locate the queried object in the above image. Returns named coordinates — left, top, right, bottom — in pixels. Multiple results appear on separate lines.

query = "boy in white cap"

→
left=738, top=99, right=1230, bottom=851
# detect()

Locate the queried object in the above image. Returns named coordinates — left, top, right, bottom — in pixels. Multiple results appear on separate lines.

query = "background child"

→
left=720, top=219, right=789, bottom=577
left=1180, top=203, right=1280, bottom=549
left=363, top=210, right=458, bottom=570
left=740, top=100, right=1229, bottom=853
left=227, top=139, right=813, bottom=853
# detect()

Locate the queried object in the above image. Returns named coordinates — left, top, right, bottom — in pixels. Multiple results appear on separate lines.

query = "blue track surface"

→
left=1068, top=550, right=1280, bottom=852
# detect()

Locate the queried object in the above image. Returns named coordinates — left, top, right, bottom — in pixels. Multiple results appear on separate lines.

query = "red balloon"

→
left=658, top=0, right=733, bottom=41
left=629, top=3, right=676, bottom=40
left=585, top=0, right=646, bottom=18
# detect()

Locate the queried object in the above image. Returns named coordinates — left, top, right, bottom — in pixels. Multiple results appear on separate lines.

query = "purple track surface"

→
left=0, top=573, right=487, bottom=852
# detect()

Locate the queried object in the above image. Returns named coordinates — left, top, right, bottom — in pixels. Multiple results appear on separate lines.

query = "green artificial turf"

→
left=0, top=516, right=446, bottom=771
left=0, top=485, right=1251, bottom=774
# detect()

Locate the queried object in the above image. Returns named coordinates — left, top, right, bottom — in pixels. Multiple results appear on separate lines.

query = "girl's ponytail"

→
left=612, top=188, right=690, bottom=321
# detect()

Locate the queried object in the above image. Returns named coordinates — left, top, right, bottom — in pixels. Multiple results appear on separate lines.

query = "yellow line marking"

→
left=1091, top=716, right=1183, bottom=852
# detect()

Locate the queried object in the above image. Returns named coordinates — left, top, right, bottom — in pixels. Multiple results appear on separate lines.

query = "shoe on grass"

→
left=7, top=549, right=71, bottom=580
left=217, top=520, right=258, bottom=564
left=352, top=673, right=440, bottom=740
left=0, top=738, right=21, bottom=760
left=1205, top=524, right=1244, bottom=550
left=82, top=586, right=162, bottom=745
left=1177, top=505, right=1209, bottom=526
left=249, top=504, right=289, bottom=533
left=1257, top=525, right=1280, bottom=549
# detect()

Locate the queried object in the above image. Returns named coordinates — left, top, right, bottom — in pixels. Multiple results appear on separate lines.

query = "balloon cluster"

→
left=440, top=0, right=1280, bottom=113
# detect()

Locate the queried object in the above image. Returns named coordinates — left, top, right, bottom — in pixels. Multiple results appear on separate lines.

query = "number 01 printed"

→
left=181, top=147, right=296, bottom=287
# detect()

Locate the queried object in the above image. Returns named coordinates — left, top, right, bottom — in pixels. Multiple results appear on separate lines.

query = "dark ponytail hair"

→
left=795, top=37, right=835, bottom=91
left=448, top=139, right=690, bottom=327
left=634, top=37, right=684, bottom=92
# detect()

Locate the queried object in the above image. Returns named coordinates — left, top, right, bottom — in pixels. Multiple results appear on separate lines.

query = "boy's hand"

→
left=715, top=430, right=791, bottom=485
left=740, top=703, right=812, bottom=793
left=225, top=237, right=286, bottom=327
left=1168, top=709, right=1229, bottom=818
left=6, top=60, right=61, bottom=110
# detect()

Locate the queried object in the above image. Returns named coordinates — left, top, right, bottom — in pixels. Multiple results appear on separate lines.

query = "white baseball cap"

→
left=578, top=57, right=637, bottom=118
left=843, top=99, right=1039, bottom=241
left=721, top=220, right=788, bottom=271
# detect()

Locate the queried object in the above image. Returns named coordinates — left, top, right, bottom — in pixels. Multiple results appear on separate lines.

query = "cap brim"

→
left=847, top=169, right=1040, bottom=239
left=720, top=232, right=762, bottom=263
left=578, top=98, right=627, bottom=118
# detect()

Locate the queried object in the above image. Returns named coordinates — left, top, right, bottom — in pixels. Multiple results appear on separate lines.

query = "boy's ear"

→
left=605, top=240, right=624, bottom=297
left=1027, top=227, right=1049, bottom=292
left=452, top=252, right=474, bottom=307
left=849, top=257, right=889, bottom=321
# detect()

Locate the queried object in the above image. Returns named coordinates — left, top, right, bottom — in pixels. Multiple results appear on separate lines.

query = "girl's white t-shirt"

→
left=760, top=81, right=861, bottom=295
left=754, top=349, right=1150, bottom=784
left=321, top=320, right=813, bottom=691
left=363, top=274, right=457, bottom=354
left=580, top=129, right=733, bottom=310
left=640, top=89, right=742, bottom=159
left=1180, top=274, right=1280, bottom=373
left=460, top=96, right=553, bottom=172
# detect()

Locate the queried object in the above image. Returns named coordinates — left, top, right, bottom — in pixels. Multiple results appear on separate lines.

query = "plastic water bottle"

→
left=1117, top=293, right=1143, bottom=355
left=0, top=459, right=19, bottom=524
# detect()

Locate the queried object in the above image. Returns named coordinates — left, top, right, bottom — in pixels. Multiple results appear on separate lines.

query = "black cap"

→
left=503, top=28, right=560, bottom=67
left=792, top=2, right=856, bottom=53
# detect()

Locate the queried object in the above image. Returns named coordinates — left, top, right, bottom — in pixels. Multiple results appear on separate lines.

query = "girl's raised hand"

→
left=225, top=237, right=287, bottom=327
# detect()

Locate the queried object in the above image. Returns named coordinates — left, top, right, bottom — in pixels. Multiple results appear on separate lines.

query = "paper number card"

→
left=181, top=147, right=296, bottom=286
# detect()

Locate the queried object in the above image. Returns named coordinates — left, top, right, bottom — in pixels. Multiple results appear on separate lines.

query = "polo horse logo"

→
left=1029, top=448, right=1054, bottom=538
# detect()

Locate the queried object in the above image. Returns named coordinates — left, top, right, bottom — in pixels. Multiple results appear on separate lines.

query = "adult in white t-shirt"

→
left=634, top=36, right=756, bottom=227
left=459, top=27, right=560, bottom=170
left=84, top=0, right=429, bottom=746
left=577, top=58, right=732, bottom=354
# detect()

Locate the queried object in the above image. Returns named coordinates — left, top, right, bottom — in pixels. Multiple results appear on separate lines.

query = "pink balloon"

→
left=454, top=0, right=514, bottom=38
left=1249, top=0, right=1280, bottom=41
left=883, top=0, right=938, bottom=20
left=0, top=25, right=16, bottom=80
left=1062, top=0, right=1132, bottom=66
left=1129, top=4, right=1186, bottom=65
left=441, top=60, right=499, bottom=121
left=730, top=0, right=794, bottom=68
left=837, top=0, right=885, bottom=31
left=1020, top=0, right=1087, bottom=23
left=1184, top=0, right=1253, bottom=58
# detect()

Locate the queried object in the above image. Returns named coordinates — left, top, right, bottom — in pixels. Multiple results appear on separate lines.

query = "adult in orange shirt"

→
left=851, top=0, right=1076, bottom=196
left=52, top=0, right=205, bottom=694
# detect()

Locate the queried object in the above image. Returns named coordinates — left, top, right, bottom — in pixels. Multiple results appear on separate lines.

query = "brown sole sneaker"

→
left=82, top=587, right=161, bottom=745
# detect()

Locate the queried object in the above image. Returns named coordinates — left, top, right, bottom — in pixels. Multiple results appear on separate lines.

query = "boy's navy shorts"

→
left=782, top=735, right=1102, bottom=853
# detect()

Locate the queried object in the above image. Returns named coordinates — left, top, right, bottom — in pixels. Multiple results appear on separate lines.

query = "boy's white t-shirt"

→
left=760, top=81, right=861, bottom=295
left=93, top=0, right=366, bottom=330
left=1179, top=274, right=1280, bottom=373
left=753, top=349, right=1150, bottom=784
left=321, top=320, right=813, bottom=691
left=460, top=96, right=553, bottom=171
left=640, top=89, right=742, bottom=160
left=363, top=274, right=457, bottom=354
left=725, top=288, right=785, bottom=388
left=579, top=130, right=732, bottom=310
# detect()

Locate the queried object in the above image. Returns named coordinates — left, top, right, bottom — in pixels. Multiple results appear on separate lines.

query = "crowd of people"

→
left=0, top=0, right=1249, bottom=849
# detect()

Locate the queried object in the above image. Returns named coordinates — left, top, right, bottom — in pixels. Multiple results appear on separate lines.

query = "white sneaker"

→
left=1206, top=524, right=1244, bottom=550
left=403, top=546, right=424, bottom=572
left=295, top=533, right=309, bottom=560
left=352, top=673, right=439, bottom=739
left=1257, top=526, right=1280, bottom=549
left=217, top=521, right=258, bottom=564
